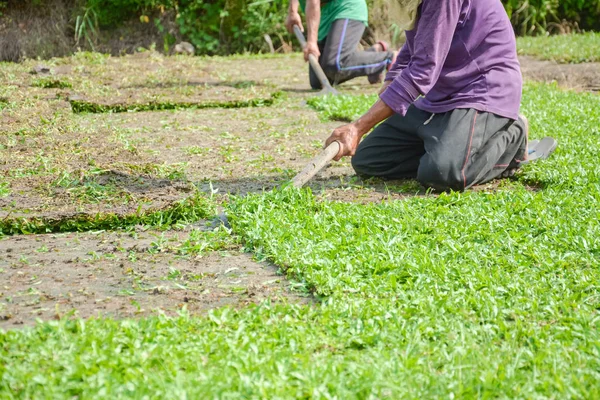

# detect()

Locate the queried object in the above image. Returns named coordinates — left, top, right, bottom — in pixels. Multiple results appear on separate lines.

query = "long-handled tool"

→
left=293, top=25, right=339, bottom=96
left=291, top=141, right=340, bottom=187
left=216, top=141, right=341, bottom=226
left=215, top=28, right=342, bottom=226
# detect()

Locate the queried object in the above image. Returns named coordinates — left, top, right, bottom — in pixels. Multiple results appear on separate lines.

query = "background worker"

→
left=325, top=0, right=557, bottom=191
left=285, top=0, right=396, bottom=88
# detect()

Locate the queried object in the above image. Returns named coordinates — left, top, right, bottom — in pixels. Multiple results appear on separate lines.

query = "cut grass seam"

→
left=31, top=78, right=73, bottom=89
left=69, top=92, right=283, bottom=114
left=0, top=192, right=215, bottom=236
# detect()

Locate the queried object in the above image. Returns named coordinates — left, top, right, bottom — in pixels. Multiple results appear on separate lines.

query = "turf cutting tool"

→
left=293, top=25, right=339, bottom=96
left=216, top=141, right=341, bottom=227
left=291, top=140, right=341, bottom=187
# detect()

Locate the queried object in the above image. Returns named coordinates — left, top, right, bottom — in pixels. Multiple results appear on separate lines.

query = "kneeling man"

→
left=325, top=0, right=557, bottom=191
left=286, top=0, right=396, bottom=87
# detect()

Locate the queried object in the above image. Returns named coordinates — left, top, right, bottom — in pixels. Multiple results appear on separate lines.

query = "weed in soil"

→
left=51, top=169, right=134, bottom=204
left=0, top=97, right=9, bottom=111
left=31, top=78, right=73, bottom=89
left=306, top=94, right=374, bottom=122
left=148, top=225, right=239, bottom=257
left=0, top=181, right=9, bottom=198
left=118, top=163, right=188, bottom=181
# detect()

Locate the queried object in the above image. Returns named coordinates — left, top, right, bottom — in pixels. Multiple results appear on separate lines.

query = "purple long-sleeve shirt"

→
left=381, top=0, right=522, bottom=120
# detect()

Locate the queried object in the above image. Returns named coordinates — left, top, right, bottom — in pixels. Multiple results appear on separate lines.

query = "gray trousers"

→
left=351, top=106, right=528, bottom=191
left=310, top=19, right=394, bottom=89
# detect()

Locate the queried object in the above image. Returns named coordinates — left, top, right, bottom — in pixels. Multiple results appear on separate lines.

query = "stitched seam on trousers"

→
left=335, top=19, right=349, bottom=72
left=423, top=113, right=435, bottom=126
left=334, top=19, right=390, bottom=72
left=340, top=60, right=391, bottom=71
left=461, top=112, right=478, bottom=189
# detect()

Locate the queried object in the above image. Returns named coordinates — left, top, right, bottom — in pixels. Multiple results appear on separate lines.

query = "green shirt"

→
left=299, top=0, right=369, bottom=42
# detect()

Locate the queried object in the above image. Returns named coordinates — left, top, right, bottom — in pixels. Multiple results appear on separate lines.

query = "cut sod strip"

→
left=229, top=185, right=600, bottom=294
left=0, top=192, right=214, bottom=235
left=70, top=92, right=283, bottom=114
left=307, top=93, right=375, bottom=122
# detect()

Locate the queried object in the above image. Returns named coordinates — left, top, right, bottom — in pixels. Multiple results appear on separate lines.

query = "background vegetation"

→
left=503, top=0, right=600, bottom=35
left=1, top=0, right=599, bottom=58
left=69, top=0, right=289, bottom=54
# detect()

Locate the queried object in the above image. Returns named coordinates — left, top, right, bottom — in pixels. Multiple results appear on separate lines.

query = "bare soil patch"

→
left=0, top=172, right=195, bottom=220
left=0, top=226, right=309, bottom=330
left=520, top=56, right=600, bottom=92
left=0, top=54, right=368, bottom=221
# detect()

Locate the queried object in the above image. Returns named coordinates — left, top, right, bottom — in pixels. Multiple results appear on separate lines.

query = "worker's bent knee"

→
left=352, top=153, right=402, bottom=179
left=351, top=153, right=372, bottom=177
left=321, top=61, right=340, bottom=80
left=417, top=157, right=464, bottom=192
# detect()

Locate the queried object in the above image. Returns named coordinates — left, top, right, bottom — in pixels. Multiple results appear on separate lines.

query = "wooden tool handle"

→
left=293, top=24, right=307, bottom=47
left=293, top=25, right=334, bottom=93
left=291, top=141, right=341, bottom=188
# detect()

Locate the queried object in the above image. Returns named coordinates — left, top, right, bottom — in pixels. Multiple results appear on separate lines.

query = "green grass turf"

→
left=516, top=32, right=600, bottom=63
left=1, top=84, right=600, bottom=398
left=0, top=191, right=215, bottom=235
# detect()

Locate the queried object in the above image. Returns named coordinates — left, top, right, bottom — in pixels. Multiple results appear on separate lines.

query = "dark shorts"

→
left=351, top=106, right=528, bottom=191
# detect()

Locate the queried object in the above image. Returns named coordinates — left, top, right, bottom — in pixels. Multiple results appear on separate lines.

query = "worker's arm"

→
left=379, top=0, right=461, bottom=116
left=375, top=43, right=411, bottom=94
left=324, top=99, right=394, bottom=161
left=285, top=0, right=303, bottom=33
left=304, top=0, right=321, bottom=61
left=385, top=42, right=412, bottom=82
left=325, top=0, right=463, bottom=161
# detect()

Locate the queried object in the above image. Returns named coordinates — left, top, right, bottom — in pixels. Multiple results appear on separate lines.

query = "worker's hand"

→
left=286, top=12, right=303, bottom=34
left=304, top=41, right=320, bottom=62
left=325, top=123, right=362, bottom=161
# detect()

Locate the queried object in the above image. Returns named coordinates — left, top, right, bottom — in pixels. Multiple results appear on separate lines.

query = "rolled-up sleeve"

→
left=380, top=0, right=462, bottom=116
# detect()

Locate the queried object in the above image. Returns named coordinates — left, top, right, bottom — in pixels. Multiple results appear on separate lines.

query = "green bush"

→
left=175, top=0, right=288, bottom=55
left=557, top=0, right=600, bottom=31
left=502, top=0, right=600, bottom=35
left=75, top=0, right=289, bottom=55
left=82, top=0, right=167, bottom=27
left=71, top=0, right=600, bottom=56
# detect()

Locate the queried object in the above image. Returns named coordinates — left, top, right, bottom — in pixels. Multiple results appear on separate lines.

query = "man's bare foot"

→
left=371, top=41, right=389, bottom=52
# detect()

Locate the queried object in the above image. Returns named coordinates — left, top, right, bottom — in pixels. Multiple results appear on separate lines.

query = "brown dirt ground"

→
left=520, top=56, right=600, bottom=92
left=0, top=53, right=376, bottom=220
left=0, top=224, right=310, bottom=330
left=0, top=52, right=598, bottom=328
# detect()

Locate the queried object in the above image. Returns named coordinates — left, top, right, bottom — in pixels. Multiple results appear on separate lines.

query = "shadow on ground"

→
left=197, top=173, right=429, bottom=202
left=197, top=171, right=545, bottom=204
